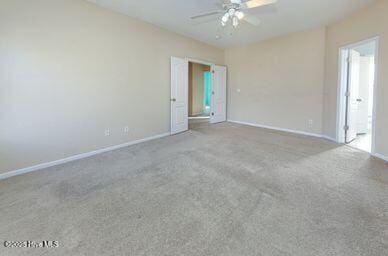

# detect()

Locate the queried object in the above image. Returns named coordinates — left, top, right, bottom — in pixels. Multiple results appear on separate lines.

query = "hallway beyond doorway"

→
left=189, top=62, right=211, bottom=119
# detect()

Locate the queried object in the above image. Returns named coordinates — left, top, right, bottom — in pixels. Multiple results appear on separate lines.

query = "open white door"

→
left=210, top=65, right=227, bottom=124
left=345, top=50, right=361, bottom=143
left=356, top=56, right=372, bottom=134
left=171, top=57, right=188, bottom=135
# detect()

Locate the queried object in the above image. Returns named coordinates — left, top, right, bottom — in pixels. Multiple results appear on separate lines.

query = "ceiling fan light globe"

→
left=228, top=8, right=236, bottom=16
left=235, top=10, right=244, bottom=20
left=232, top=16, right=239, bottom=27
left=222, top=13, right=230, bottom=23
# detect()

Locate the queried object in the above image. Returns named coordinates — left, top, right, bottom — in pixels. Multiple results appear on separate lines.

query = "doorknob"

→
left=356, top=98, right=363, bottom=102
left=171, top=98, right=176, bottom=102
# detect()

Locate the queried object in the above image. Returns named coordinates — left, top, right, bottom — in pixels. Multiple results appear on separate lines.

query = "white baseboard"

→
left=0, top=133, right=170, bottom=180
left=227, top=119, right=323, bottom=138
left=372, top=153, right=388, bottom=162
left=321, top=135, right=338, bottom=142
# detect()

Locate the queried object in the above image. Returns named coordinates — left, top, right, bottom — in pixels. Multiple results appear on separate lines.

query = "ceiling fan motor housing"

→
left=190, top=0, right=277, bottom=28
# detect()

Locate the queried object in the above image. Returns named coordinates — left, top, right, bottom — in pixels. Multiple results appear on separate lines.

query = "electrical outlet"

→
left=308, top=119, right=314, bottom=127
left=104, top=129, right=110, bottom=136
left=124, top=126, right=129, bottom=133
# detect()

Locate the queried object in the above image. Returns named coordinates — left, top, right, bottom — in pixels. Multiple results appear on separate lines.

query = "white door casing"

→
left=345, top=50, right=361, bottom=143
left=171, top=57, right=188, bottom=135
left=210, top=65, right=227, bottom=124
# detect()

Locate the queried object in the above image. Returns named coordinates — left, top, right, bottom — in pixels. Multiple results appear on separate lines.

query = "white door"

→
left=171, top=57, right=188, bottom=135
left=356, top=56, right=372, bottom=134
left=210, top=65, right=227, bottom=124
left=346, top=50, right=361, bottom=143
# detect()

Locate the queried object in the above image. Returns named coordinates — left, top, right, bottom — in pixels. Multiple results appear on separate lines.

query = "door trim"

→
left=186, top=58, right=213, bottom=67
left=336, top=36, right=379, bottom=154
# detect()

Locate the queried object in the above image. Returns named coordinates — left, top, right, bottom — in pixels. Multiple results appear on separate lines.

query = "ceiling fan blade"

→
left=243, top=13, right=261, bottom=26
left=241, top=0, right=277, bottom=9
left=190, top=10, right=223, bottom=20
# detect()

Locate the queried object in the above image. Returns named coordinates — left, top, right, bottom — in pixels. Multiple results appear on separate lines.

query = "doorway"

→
left=188, top=62, right=212, bottom=124
left=337, top=38, right=378, bottom=153
left=170, top=57, right=227, bottom=135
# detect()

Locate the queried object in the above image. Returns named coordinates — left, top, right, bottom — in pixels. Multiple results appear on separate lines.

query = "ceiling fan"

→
left=190, top=0, right=277, bottom=28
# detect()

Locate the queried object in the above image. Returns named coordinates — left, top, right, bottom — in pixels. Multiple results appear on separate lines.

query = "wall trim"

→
left=227, top=119, right=323, bottom=138
left=372, top=153, right=388, bottom=162
left=321, top=135, right=338, bottom=142
left=0, top=133, right=170, bottom=180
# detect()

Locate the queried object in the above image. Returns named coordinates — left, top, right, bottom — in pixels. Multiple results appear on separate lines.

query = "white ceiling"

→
left=86, top=0, right=375, bottom=48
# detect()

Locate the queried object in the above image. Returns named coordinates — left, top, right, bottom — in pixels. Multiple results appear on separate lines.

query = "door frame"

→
left=336, top=36, right=379, bottom=154
left=170, top=57, right=226, bottom=134
left=186, top=58, right=213, bottom=67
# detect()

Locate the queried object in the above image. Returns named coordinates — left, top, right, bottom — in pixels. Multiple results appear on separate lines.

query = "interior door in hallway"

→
left=346, top=50, right=361, bottom=143
left=356, top=56, right=373, bottom=134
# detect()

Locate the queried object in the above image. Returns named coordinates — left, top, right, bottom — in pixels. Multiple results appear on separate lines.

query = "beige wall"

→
left=0, top=0, right=224, bottom=173
left=189, top=63, right=210, bottom=116
left=2, top=0, right=388, bottom=174
left=323, top=0, right=388, bottom=156
left=225, top=27, right=326, bottom=135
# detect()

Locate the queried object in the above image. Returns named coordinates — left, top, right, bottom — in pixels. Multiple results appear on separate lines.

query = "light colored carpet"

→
left=1, top=122, right=387, bottom=256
